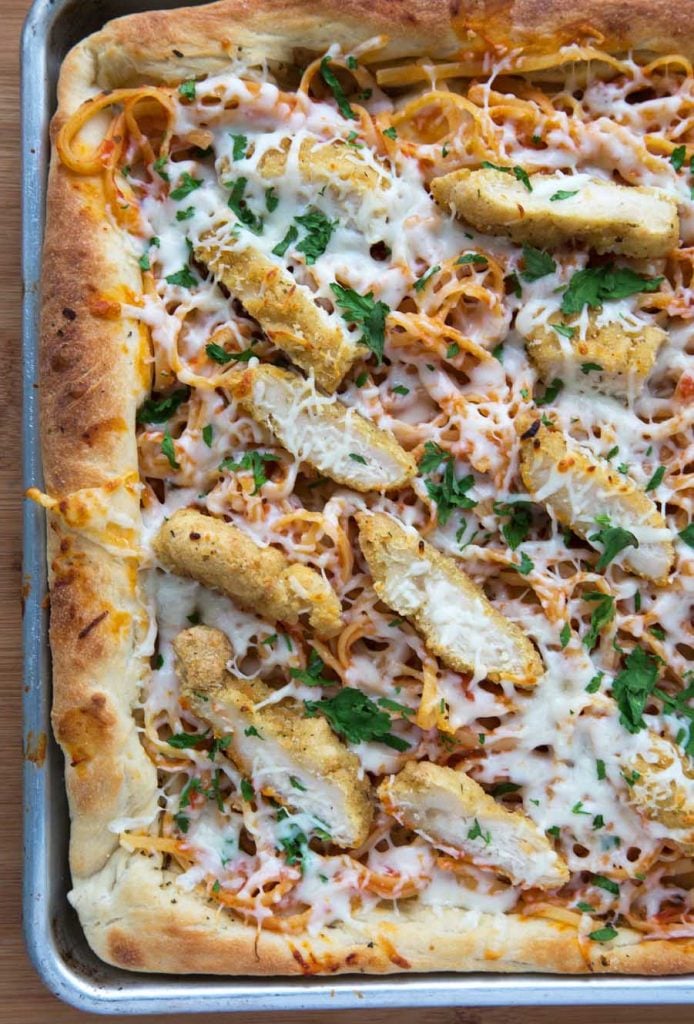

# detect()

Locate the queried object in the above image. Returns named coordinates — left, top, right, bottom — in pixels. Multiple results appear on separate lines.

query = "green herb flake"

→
left=166, top=266, right=197, bottom=288
left=392, top=384, right=410, bottom=396
left=493, top=500, right=533, bottom=550
left=174, top=812, right=190, bottom=833
left=560, top=623, right=571, bottom=648
left=457, top=253, right=488, bottom=266
left=589, top=925, right=618, bottom=942
left=320, top=57, right=357, bottom=120
left=645, top=465, right=666, bottom=492
left=290, top=776, right=307, bottom=792
left=414, top=265, right=441, bottom=292
left=295, top=209, right=337, bottom=264
left=244, top=725, right=263, bottom=739
left=561, top=265, right=663, bottom=316
left=446, top=342, right=460, bottom=359
left=231, top=133, right=248, bottom=160
left=550, top=189, right=579, bottom=201
left=168, top=731, right=208, bottom=749
left=227, top=177, right=264, bottom=235
left=220, top=450, right=279, bottom=494
left=383, top=126, right=397, bottom=140
left=535, top=377, right=564, bottom=406
left=612, top=646, right=661, bottom=733
left=170, top=171, right=203, bottom=201
left=490, top=782, right=521, bottom=797
left=265, top=186, right=279, bottom=212
left=553, top=323, right=576, bottom=339
left=355, top=371, right=368, bottom=388
left=671, top=144, right=687, bottom=171
left=581, top=361, right=603, bottom=374
left=572, top=800, right=590, bottom=815
left=202, top=424, right=213, bottom=448
left=520, top=244, right=556, bottom=282
left=176, top=206, right=196, bottom=222
left=586, top=672, right=605, bottom=694
left=576, top=901, right=595, bottom=913
left=178, top=79, right=196, bottom=101
left=593, top=874, right=620, bottom=896
left=137, top=387, right=190, bottom=424
left=679, top=523, right=694, bottom=548
left=272, top=225, right=299, bottom=257
left=590, top=523, right=639, bottom=571
left=304, top=687, right=410, bottom=751
left=161, top=430, right=180, bottom=470
left=583, top=592, right=615, bottom=652
left=467, top=818, right=492, bottom=844
left=289, top=648, right=331, bottom=687
left=349, top=453, right=367, bottom=464
left=330, top=283, right=390, bottom=364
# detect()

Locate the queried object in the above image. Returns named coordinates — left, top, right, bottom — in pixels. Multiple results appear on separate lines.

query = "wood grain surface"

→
left=1, top=1, right=692, bottom=1021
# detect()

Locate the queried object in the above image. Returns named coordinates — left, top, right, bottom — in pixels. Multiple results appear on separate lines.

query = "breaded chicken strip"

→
left=357, top=512, right=542, bottom=686
left=378, top=761, right=569, bottom=890
left=153, top=508, right=342, bottom=637
left=622, top=732, right=694, bottom=852
left=232, top=364, right=416, bottom=492
left=219, top=137, right=387, bottom=196
left=430, top=169, right=679, bottom=258
left=519, top=422, right=674, bottom=583
left=174, top=625, right=373, bottom=847
left=195, top=240, right=358, bottom=393
left=523, top=315, right=666, bottom=399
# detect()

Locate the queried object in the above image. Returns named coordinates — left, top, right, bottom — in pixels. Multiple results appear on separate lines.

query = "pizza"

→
left=31, top=0, right=694, bottom=976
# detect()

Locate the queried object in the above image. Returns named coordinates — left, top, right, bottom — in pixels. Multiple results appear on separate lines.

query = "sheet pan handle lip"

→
left=17, top=0, right=694, bottom=1010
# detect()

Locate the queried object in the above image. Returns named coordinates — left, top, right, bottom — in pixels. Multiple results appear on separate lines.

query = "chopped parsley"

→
left=230, top=133, right=248, bottom=160
left=467, top=818, right=492, bottom=844
left=227, top=177, right=263, bottom=234
left=457, top=252, right=488, bottom=266
left=392, top=384, right=410, bottom=396
left=304, top=687, right=410, bottom=750
left=202, top=424, right=213, bottom=448
left=586, top=671, right=605, bottom=694
left=593, top=874, right=619, bottom=896
left=550, top=189, right=578, bottom=201
left=383, top=126, right=398, bottom=140
left=166, top=266, right=197, bottom=288
left=219, top=450, right=279, bottom=494
left=377, top=697, right=414, bottom=717
left=645, top=465, right=666, bottom=492
left=153, top=155, right=169, bottom=182
left=560, top=623, right=571, bottom=648
left=481, top=160, right=532, bottom=191
left=289, top=648, right=332, bottom=686
left=278, top=825, right=310, bottom=871
left=418, top=441, right=477, bottom=525
left=272, top=225, right=299, bottom=257
left=168, top=731, right=208, bottom=749
left=596, top=758, right=606, bottom=780
left=290, top=776, right=307, bottom=792
left=516, top=551, right=534, bottom=575
left=355, top=371, right=368, bottom=388
left=679, top=523, right=694, bottom=548
left=612, top=646, right=661, bottom=733
left=561, top=265, right=663, bottom=315
left=446, top=343, right=460, bottom=359
left=265, top=186, right=279, bottom=212
left=330, top=283, right=390, bottom=364
left=590, top=522, right=639, bottom=571
left=583, top=592, right=615, bottom=651
left=576, top=901, right=595, bottom=913
left=320, top=57, right=357, bottom=120
left=589, top=926, right=618, bottom=942
left=552, top=323, right=576, bottom=339
left=137, top=387, right=189, bottom=424
left=520, top=244, right=556, bottom=282
left=571, top=800, right=590, bottom=815
left=174, top=812, right=190, bottom=833
left=205, top=342, right=253, bottom=364
left=161, top=430, right=179, bottom=470
left=244, top=725, right=263, bottom=739
left=170, top=172, right=203, bottom=201
left=294, top=209, right=337, bottom=264
left=490, top=782, right=521, bottom=797
left=349, top=452, right=367, bottom=464
left=535, top=377, right=564, bottom=406
left=176, top=206, right=196, bottom=221
left=493, top=500, right=533, bottom=550
left=240, top=779, right=254, bottom=801
left=581, top=362, right=603, bottom=374
left=414, top=265, right=440, bottom=292
left=178, top=79, right=196, bottom=101
left=670, top=144, right=687, bottom=171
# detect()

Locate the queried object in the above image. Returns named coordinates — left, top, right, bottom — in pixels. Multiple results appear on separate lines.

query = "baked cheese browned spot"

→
left=430, top=169, right=679, bottom=258
left=233, top=364, right=416, bottom=492
left=153, top=508, right=342, bottom=637
left=195, top=241, right=358, bottom=393
left=357, top=511, right=542, bottom=686
left=523, top=315, right=667, bottom=399
left=519, top=421, right=674, bottom=584
left=623, top=732, right=694, bottom=851
left=174, top=625, right=373, bottom=848
left=378, top=761, right=569, bottom=890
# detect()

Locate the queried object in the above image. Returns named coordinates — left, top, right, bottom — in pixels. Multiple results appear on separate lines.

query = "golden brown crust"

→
left=42, top=0, right=694, bottom=977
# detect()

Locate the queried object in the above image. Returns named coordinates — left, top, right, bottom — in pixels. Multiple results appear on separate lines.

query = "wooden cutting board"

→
left=1, top=2, right=691, bottom=1020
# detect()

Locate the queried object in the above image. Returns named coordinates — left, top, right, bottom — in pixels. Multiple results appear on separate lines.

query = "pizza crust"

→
left=40, top=0, right=694, bottom=975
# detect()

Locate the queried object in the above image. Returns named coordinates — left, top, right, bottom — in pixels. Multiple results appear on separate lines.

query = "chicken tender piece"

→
left=524, top=314, right=666, bottom=399
left=519, top=421, right=674, bottom=583
left=195, top=240, right=358, bottom=393
left=233, top=364, right=416, bottom=492
left=228, top=137, right=388, bottom=196
left=430, top=169, right=679, bottom=258
left=154, top=508, right=342, bottom=637
left=357, top=512, right=542, bottom=686
left=174, top=625, right=373, bottom=847
left=378, top=761, right=569, bottom=890
left=623, top=732, right=694, bottom=852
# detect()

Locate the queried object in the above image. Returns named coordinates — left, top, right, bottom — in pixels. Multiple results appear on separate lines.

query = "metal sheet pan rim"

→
left=20, top=0, right=694, bottom=1011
